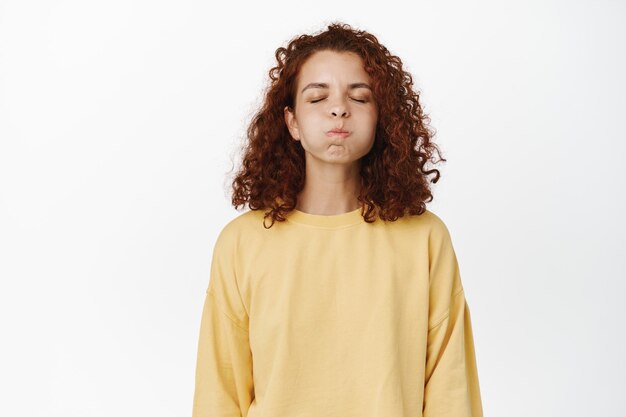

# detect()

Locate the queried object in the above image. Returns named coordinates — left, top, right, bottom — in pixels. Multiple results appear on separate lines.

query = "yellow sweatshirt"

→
left=192, top=207, right=483, bottom=417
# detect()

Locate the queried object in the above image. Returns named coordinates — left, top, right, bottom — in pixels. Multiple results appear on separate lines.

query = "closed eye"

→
left=309, top=98, right=368, bottom=103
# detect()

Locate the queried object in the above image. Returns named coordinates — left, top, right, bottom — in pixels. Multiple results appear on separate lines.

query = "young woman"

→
left=192, top=22, right=484, bottom=417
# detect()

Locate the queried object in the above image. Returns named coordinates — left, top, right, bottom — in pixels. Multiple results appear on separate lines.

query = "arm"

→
left=423, top=216, right=483, bottom=417
left=192, top=229, right=254, bottom=417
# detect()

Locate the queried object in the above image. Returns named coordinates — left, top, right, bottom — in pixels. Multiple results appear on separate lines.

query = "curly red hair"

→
left=229, top=22, right=446, bottom=229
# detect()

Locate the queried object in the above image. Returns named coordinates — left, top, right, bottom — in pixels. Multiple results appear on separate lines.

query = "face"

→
left=284, top=50, right=378, bottom=167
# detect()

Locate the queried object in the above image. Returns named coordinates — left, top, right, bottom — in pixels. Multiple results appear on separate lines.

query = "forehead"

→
left=297, top=50, right=370, bottom=87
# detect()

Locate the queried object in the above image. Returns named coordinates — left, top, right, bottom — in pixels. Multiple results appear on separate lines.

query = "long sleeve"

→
left=423, top=218, right=483, bottom=417
left=192, top=228, right=254, bottom=417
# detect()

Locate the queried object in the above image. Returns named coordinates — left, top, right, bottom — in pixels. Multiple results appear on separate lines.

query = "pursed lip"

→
left=326, top=128, right=350, bottom=136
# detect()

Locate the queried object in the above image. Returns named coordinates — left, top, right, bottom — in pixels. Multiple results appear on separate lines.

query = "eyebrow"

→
left=300, top=82, right=372, bottom=93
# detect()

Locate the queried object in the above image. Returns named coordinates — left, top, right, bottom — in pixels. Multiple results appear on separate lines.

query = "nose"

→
left=331, top=109, right=349, bottom=117
left=329, top=99, right=350, bottom=118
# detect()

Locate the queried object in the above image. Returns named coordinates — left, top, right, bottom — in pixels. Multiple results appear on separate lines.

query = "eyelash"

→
left=310, top=98, right=367, bottom=104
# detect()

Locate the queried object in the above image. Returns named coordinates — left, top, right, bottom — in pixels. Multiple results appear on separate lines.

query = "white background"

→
left=1, top=0, right=625, bottom=416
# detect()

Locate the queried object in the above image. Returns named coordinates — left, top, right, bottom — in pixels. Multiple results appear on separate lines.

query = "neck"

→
left=295, top=160, right=361, bottom=215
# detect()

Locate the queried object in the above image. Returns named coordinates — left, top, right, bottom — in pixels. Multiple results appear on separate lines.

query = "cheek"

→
left=355, top=107, right=377, bottom=123
left=300, top=108, right=316, bottom=118
left=369, top=116, right=378, bottom=132
left=361, top=114, right=377, bottom=132
left=367, top=108, right=378, bottom=123
left=299, top=111, right=324, bottom=129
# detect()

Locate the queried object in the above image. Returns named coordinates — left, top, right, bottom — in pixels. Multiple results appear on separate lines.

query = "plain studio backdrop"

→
left=1, top=0, right=625, bottom=416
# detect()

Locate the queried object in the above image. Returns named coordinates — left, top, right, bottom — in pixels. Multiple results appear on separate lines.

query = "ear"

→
left=284, top=105, right=300, bottom=141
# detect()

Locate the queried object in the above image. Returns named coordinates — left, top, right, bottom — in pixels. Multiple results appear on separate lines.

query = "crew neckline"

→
left=286, top=207, right=364, bottom=229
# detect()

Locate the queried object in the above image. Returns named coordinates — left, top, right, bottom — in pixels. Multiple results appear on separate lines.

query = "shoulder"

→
left=396, top=208, right=452, bottom=238
left=396, top=208, right=456, bottom=256
left=424, top=209, right=455, bottom=244
left=420, top=208, right=452, bottom=237
left=221, top=208, right=265, bottom=232
left=212, top=208, right=271, bottom=249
